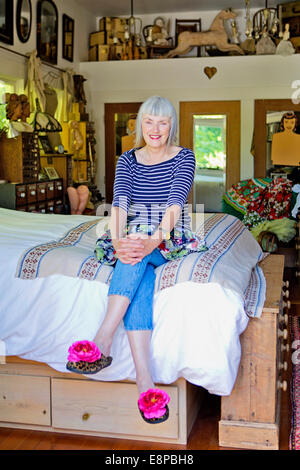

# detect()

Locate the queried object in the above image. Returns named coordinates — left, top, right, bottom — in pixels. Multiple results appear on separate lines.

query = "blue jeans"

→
left=108, top=248, right=168, bottom=330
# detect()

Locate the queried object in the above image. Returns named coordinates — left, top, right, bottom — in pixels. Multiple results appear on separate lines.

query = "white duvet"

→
left=0, top=208, right=255, bottom=395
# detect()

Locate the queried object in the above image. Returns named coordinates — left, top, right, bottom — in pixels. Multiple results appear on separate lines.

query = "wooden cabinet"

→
left=0, top=179, right=64, bottom=213
left=0, top=132, right=40, bottom=183
left=0, top=375, right=50, bottom=426
left=39, top=153, right=73, bottom=194
left=51, top=379, right=179, bottom=439
left=219, top=254, right=287, bottom=450
left=0, top=361, right=201, bottom=445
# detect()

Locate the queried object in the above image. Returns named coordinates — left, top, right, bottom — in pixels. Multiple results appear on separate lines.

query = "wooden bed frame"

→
left=0, top=255, right=287, bottom=449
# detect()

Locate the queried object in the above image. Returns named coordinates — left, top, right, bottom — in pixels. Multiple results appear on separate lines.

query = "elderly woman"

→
left=66, top=96, right=205, bottom=424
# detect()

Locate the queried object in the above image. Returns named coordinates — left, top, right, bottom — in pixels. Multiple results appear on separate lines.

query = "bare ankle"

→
left=136, top=377, right=155, bottom=395
left=93, top=333, right=113, bottom=357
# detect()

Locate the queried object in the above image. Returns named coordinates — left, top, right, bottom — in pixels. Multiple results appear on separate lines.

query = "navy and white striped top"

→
left=112, top=147, right=195, bottom=232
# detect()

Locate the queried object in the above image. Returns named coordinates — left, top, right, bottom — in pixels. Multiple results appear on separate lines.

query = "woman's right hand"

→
left=112, top=237, right=145, bottom=265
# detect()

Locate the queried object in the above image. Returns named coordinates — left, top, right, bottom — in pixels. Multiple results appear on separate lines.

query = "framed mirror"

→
left=254, top=99, right=300, bottom=178
left=37, top=0, right=58, bottom=65
left=105, top=102, right=142, bottom=203
left=62, top=14, right=74, bottom=62
left=0, top=0, right=14, bottom=45
left=16, top=0, right=32, bottom=43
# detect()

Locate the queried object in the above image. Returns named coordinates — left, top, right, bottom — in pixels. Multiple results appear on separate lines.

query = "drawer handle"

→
left=278, top=328, right=288, bottom=340
left=277, top=380, right=287, bottom=392
left=41, top=189, right=45, bottom=194
left=282, top=289, right=289, bottom=299
left=282, top=300, right=291, bottom=309
left=30, top=191, right=36, bottom=196
left=278, top=361, right=288, bottom=371
left=279, top=313, right=288, bottom=325
left=281, top=343, right=290, bottom=353
left=20, top=192, right=26, bottom=198
left=82, top=412, right=90, bottom=421
left=282, top=280, right=289, bottom=288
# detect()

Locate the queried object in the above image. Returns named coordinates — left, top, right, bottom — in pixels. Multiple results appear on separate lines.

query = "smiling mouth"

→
left=149, top=135, right=161, bottom=139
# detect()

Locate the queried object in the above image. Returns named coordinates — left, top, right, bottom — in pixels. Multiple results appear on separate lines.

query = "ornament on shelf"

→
left=241, top=0, right=256, bottom=54
left=5, top=93, right=34, bottom=137
left=276, top=23, right=295, bottom=56
left=230, top=20, right=240, bottom=44
left=163, top=9, right=244, bottom=58
left=256, top=27, right=276, bottom=55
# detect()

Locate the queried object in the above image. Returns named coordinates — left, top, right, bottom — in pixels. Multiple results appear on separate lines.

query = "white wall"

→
left=0, top=0, right=97, bottom=85
left=79, top=54, right=300, bottom=197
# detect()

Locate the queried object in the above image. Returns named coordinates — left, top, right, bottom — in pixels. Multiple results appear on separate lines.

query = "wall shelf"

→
left=80, top=54, right=300, bottom=93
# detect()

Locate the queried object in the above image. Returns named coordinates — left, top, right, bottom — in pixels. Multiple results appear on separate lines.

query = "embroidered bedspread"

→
left=15, top=213, right=266, bottom=318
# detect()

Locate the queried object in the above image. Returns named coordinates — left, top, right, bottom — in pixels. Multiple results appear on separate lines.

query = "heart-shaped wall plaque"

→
left=204, top=66, right=217, bottom=79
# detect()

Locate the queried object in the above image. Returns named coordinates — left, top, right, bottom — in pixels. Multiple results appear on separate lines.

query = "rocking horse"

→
left=164, top=9, right=244, bottom=58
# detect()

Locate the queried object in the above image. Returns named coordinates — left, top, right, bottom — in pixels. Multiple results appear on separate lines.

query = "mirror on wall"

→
left=266, top=110, right=300, bottom=176
left=62, top=14, right=74, bottom=62
left=0, top=0, right=13, bottom=45
left=37, top=0, right=58, bottom=65
left=16, top=0, right=32, bottom=43
left=254, top=99, right=300, bottom=178
left=105, top=103, right=142, bottom=203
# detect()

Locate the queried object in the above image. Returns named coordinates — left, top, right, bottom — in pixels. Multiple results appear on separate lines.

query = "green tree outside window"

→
left=193, top=116, right=226, bottom=170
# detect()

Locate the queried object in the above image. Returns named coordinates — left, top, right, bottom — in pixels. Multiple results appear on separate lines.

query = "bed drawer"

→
left=52, top=378, right=178, bottom=439
left=0, top=374, right=51, bottom=426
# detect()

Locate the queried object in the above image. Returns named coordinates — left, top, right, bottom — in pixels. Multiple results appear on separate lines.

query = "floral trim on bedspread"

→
left=16, top=219, right=98, bottom=279
left=15, top=213, right=266, bottom=318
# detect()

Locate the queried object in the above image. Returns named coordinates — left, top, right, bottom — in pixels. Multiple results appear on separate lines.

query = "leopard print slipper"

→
left=138, top=405, right=169, bottom=424
left=66, top=354, right=113, bottom=374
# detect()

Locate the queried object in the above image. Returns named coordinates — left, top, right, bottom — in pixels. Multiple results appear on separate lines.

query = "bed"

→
left=0, top=208, right=287, bottom=448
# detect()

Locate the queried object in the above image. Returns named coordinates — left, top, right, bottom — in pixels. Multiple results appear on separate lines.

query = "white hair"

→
left=134, top=96, right=178, bottom=147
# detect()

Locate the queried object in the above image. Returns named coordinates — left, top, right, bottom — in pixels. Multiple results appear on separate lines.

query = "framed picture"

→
left=39, top=135, right=53, bottom=154
left=37, top=0, right=58, bottom=65
left=62, top=14, right=74, bottom=62
left=0, top=0, right=14, bottom=45
left=44, top=166, right=59, bottom=180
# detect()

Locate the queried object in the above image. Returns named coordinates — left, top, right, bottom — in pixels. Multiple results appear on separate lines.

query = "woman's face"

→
left=283, top=117, right=296, bottom=131
left=141, top=114, right=171, bottom=148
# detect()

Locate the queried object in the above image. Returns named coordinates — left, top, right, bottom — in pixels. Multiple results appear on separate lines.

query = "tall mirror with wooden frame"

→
left=36, top=0, right=58, bottom=65
left=254, top=99, right=300, bottom=179
left=105, top=102, right=142, bottom=203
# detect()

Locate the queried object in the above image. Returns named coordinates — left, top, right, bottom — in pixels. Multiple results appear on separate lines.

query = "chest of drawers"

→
left=0, top=179, right=64, bottom=213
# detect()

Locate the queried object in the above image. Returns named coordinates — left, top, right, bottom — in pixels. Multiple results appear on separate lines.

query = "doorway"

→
left=180, top=101, right=240, bottom=212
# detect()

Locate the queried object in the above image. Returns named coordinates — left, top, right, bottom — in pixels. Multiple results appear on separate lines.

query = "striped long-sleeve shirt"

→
left=112, top=147, right=195, bottom=231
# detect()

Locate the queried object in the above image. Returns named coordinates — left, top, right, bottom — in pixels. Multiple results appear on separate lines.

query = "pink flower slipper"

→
left=138, top=388, right=170, bottom=424
left=66, top=340, right=112, bottom=375
left=68, top=340, right=101, bottom=363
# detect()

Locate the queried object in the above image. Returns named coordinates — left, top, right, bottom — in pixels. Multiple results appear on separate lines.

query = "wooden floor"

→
left=0, top=269, right=298, bottom=451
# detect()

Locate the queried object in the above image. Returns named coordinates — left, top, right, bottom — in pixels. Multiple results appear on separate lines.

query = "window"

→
left=0, top=79, right=15, bottom=132
left=193, top=114, right=226, bottom=170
